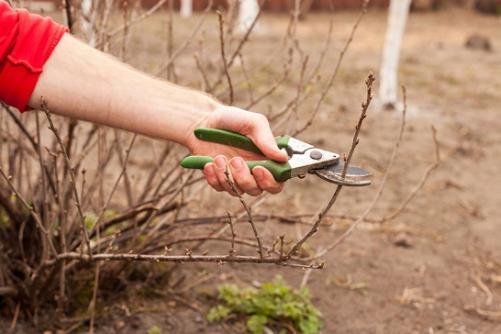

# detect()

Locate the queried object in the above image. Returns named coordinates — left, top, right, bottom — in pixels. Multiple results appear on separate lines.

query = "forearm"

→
left=27, top=33, right=286, bottom=196
left=29, top=34, right=219, bottom=146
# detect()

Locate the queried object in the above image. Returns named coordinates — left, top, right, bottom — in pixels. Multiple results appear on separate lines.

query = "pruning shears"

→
left=180, top=128, right=371, bottom=187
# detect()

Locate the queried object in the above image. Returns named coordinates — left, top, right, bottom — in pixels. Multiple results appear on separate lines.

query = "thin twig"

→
left=155, top=1, right=213, bottom=77
left=224, top=169, right=263, bottom=259
left=300, top=268, right=312, bottom=289
left=380, top=125, right=441, bottom=222
left=73, top=135, right=136, bottom=252
left=208, top=0, right=266, bottom=93
left=9, top=302, right=20, bottom=330
left=88, top=263, right=100, bottom=334
left=42, top=101, right=92, bottom=258
left=311, top=85, right=408, bottom=259
left=294, top=0, right=370, bottom=136
left=49, top=252, right=323, bottom=269
left=238, top=53, right=255, bottom=104
left=342, top=73, right=375, bottom=176
left=2, top=103, right=56, bottom=193
left=286, top=73, right=375, bottom=259
left=472, top=273, right=493, bottom=305
left=113, top=131, right=134, bottom=207
left=106, top=0, right=169, bottom=39
left=63, top=0, right=74, bottom=32
left=166, top=0, right=174, bottom=80
left=142, top=236, right=266, bottom=254
left=243, top=53, right=293, bottom=111
left=217, top=11, right=234, bottom=104
left=0, top=166, right=56, bottom=254
left=227, top=212, right=236, bottom=256
left=194, top=54, right=210, bottom=91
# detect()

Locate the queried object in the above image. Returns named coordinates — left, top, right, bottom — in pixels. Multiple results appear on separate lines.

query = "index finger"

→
left=252, top=166, right=284, bottom=194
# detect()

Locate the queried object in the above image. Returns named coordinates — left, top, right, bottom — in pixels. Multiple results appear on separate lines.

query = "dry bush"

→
left=0, top=0, right=440, bottom=330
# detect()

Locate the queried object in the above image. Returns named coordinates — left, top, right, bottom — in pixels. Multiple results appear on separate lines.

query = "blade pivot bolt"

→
left=309, top=150, right=323, bottom=160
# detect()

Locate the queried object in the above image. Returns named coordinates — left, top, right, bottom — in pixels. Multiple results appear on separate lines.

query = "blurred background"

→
left=2, top=0, right=501, bottom=333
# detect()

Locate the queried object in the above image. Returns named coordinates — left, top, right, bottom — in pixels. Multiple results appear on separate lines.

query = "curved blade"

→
left=311, top=162, right=371, bottom=187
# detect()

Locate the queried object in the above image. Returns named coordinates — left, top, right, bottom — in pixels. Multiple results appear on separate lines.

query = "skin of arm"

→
left=28, top=34, right=288, bottom=196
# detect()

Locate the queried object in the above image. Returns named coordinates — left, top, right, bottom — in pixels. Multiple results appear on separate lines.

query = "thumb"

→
left=253, top=127, right=289, bottom=162
left=212, top=106, right=288, bottom=162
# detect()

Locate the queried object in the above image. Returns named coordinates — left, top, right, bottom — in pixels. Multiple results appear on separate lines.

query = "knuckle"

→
left=230, top=165, right=247, bottom=177
left=236, top=178, right=254, bottom=190
left=255, top=113, right=269, bottom=125
left=266, top=182, right=283, bottom=194
left=267, top=187, right=281, bottom=194
left=248, top=189, right=263, bottom=196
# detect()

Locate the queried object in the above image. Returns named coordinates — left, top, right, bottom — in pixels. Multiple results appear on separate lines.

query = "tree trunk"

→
left=379, top=0, right=411, bottom=108
left=81, top=0, right=96, bottom=47
left=238, top=0, right=259, bottom=33
left=180, top=0, right=192, bottom=17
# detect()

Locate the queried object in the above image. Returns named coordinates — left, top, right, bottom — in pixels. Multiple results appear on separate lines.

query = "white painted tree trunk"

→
left=379, top=0, right=411, bottom=107
left=238, top=0, right=259, bottom=33
left=180, top=0, right=192, bottom=18
left=81, top=0, right=96, bottom=47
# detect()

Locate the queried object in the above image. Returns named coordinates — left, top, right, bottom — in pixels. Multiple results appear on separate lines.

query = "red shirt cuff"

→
left=0, top=4, right=67, bottom=112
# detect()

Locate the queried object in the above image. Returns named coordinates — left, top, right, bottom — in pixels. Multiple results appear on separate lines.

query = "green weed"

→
left=207, top=276, right=322, bottom=334
left=147, top=326, right=161, bottom=334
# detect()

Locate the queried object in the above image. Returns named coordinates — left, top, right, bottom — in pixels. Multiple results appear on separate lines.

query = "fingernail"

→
left=204, top=164, right=214, bottom=175
left=214, top=156, right=226, bottom=169
left=230, top=158, right=243, bottom=170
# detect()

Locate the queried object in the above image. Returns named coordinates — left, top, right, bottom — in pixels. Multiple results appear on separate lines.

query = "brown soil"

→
left=4, top=8, right=501, bottom=334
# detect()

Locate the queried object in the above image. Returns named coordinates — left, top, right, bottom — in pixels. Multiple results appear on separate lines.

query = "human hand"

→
left=185, top=105, right=288, bottom=196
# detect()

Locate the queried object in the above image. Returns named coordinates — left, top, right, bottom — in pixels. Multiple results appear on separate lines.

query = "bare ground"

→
left=4, top=8, right=501, bottom=334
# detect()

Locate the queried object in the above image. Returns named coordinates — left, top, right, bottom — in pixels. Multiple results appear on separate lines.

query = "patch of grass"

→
left=207, top=276, right=322, bottom=334
left=85, top=209, right=119, bottom=234
left=147, top=326, right=161, bottom=334
left=84, top=212, right=97, bottom=230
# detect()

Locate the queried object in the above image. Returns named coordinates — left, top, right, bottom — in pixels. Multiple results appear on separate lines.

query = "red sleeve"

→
left=0, top=1, right=67, bottom=112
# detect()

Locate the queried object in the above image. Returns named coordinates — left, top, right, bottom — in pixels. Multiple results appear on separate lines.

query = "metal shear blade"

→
left=311, top=162, right=371, bottom=187
left=286, top=137, right=370, bottom=186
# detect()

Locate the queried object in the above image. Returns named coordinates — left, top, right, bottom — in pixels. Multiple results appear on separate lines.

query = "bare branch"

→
left=380, top=124, right=441, bottom=223
left=286, top=73, right=375, bottom=259
left=312, top=85, right=408, bottom=259
left=224, top=168, right=264, bottom=259
left=63, top=0, right=74, bottom=32
left=217, top=10, right=234, bottom=104
left=107, top=0, right=169, bottom=39
left=50, top=252, right=324, bottom=269
left=208, top=0, right=266, bottom=93
left=294, top=0, right=370, bottom=135
left=227, top=212, right=236, bottom=256
left=0, top=166, right=56, bottom=255
left=42, top=101, right=92, bottom=258
left=155, top=1, right=213, bottom=76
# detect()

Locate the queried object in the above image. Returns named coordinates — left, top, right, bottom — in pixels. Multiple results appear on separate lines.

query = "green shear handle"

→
left=180, top=128, right=292, bottom=182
